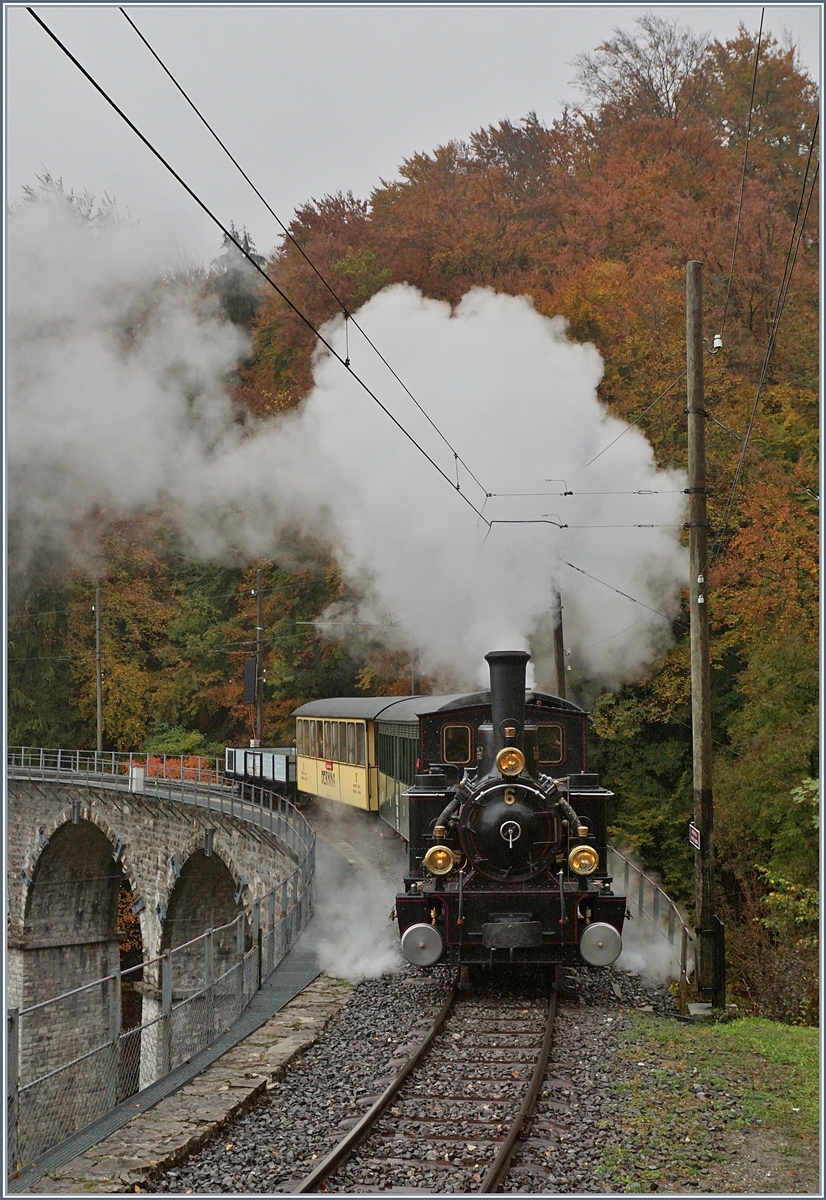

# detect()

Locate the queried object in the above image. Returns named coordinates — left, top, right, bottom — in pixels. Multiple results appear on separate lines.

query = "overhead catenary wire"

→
left=709, top=121, right=819, bottom=566
left=118, top=5, right=489, bottom=501
left=486, top=488, right=686, bottom=497
left=27, top=7, right=492, bottom=530
left=559, top=559, right=689, bottom=632
left=582, top=371, right=686, bottom=468
left=718, top=7, right=764, bottom=339
left=708, top=413, right=818, bottom=502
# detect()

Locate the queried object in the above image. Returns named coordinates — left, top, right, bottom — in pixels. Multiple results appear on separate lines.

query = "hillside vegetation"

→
left=8, top=19, right=818, bottom=1021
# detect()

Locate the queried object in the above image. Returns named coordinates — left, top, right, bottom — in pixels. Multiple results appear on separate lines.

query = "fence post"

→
left=108, top=965, right=122, bottom=1107
left=235, top=914, right=245, bottom=1013
left=290, top=873, right=299, bottom=941
left=268, top=891, right=276, bottom=977
left=280, top=879, right=290, bottom=949
left=204, top=929, right=214, bottom=1041
left=161, top=950, right=172, bottom=1075
left=712, top=915, right=726, bottom=1009
left=679, top=927, right=688, bottom=1016
left=638, top=870, right=646, bottom=917
left=252, top=901, right=261, bottom=991
left=7, top=1008, right=19, bottom=1174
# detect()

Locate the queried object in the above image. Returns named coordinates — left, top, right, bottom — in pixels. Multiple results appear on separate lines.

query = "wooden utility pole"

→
left=552, top=590, right=567, bottom=700
left=410, top=644, right=420, bottom=696
left=686, top=260, right=715, bottom=996
left=255, top=568, right=264, bottom=747
left=94, top=586, right=103, bottom=753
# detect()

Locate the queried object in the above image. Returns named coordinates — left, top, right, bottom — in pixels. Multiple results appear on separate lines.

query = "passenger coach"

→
left=293, top=689, right=589, bottom=841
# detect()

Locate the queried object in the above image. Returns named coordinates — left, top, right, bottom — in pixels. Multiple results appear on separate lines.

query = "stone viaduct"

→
left=6, top=766, right=313, bottom=1163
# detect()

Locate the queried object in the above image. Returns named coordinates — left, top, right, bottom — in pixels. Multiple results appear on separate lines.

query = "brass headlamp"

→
left=495, top=747, right=525, bottom=777
left=568, top=844, right=599, bottom=876
left=423, top=845, right=456, bottom=876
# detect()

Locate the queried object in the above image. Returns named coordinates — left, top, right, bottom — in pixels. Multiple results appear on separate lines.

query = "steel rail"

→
left=294, top=975, right=459, bottom=1193
left=479, top=987, right=558, bottom=1193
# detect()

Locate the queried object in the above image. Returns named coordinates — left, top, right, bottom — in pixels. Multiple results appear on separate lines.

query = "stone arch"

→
left=23, top=820, right=123, bottom=1003
left=17, top=820, right=130, bottom=1120
left=160, top=849, right=248, bottom=997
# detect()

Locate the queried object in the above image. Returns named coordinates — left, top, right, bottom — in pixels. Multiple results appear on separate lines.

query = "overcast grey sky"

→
left=6, top=4, right=822, bottom=267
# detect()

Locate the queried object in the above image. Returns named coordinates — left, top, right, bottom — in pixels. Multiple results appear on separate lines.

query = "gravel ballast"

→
left=149, top=964, right=703, bottom=1195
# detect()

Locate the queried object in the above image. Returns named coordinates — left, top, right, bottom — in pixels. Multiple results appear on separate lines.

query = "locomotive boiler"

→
left=394, top=651, right=626, bottom=970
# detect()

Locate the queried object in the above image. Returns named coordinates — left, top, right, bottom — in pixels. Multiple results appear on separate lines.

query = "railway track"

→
left=292, top=974, right=558, bottom=1194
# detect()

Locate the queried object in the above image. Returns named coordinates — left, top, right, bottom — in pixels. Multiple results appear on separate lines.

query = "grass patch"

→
left=702, top=1016, right=819, bottom=1137
left=592, top=1013, right=819, bottom=1190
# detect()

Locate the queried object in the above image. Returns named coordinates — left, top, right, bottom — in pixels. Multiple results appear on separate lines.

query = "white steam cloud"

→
left=8, top=199, right=687, bottom=688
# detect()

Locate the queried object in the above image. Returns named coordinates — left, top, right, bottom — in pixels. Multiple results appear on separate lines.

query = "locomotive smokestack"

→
left=485, top=650, right=530, bottom=754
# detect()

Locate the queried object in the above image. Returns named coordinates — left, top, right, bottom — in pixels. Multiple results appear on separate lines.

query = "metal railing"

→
left=6, top=748, right=315, bottom=1175
left=8, top=746, right=224, bottom=784
left=608, top=846, right=694, bottom=1012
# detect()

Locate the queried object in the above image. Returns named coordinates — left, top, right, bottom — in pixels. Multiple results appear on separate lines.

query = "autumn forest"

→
left=8, top=18, right=819, bottom=1021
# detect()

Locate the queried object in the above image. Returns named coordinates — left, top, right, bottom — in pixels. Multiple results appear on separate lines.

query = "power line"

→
left=582, top=372, right=686, bottom=468
left=486, top=488, right=686, bottom=498
left=559, top=559, right=689, bottom=632
left=708, top=413, right=819, bottom=502
left=27, top=7, right=492, bottom=530
left=709, top=121, right=819, bottom=566
left=719, top=7, right=764, bottom=339
left=488, top=519, right=684, bottom=530
left=118, top=5, right=489, bottom=502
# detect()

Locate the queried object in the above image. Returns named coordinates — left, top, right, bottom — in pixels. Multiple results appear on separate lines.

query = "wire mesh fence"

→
left=7, top=750, right=315, bottom=1176
left=608, top=845, right=694, bottom=1010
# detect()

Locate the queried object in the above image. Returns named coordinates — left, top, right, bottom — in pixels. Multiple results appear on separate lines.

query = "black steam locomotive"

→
left=394, top=651, right=626, bottom=970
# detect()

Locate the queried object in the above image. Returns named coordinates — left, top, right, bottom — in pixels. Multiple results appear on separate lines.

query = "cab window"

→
left=537, top=724, right=564, bottom=765
left=442, top=724, right=472, bottom=764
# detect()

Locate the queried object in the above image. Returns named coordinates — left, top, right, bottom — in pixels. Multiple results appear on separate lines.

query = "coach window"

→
left=322, top=721, right=332, bottom=761
left=295, top=723, right=303, bottom=756
left=347, top=722, right=356, bottom=764
left=333, top=722, right=341, bottom=763
left=308, top=721, right=316, bottom=758
left=537, top=724, right=564, bottom=765
left=443, top=724, right=472, bottom=764
left=356, top=723, right=366, bottom=766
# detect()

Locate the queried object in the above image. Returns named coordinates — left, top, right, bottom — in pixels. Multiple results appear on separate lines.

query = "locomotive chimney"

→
left=485, top=650, right=530, bottom=754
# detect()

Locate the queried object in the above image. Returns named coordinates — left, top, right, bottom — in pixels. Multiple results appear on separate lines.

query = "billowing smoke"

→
left=8, top=197, right=687, bottom=688
left=303, top=286, right=687, bottom=688
left=301, top=803, right=404, bottom=981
